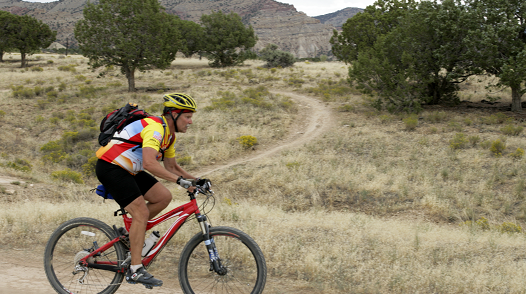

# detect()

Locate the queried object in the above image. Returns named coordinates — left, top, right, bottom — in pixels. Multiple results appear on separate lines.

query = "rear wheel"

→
left=178, top=226, right=267, bottom=294
left=44, top=217, right=126, bottom=294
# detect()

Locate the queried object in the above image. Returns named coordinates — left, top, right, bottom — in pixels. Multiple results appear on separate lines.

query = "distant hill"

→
left=314, top=7, right=363, bottom=30
left=0, top=0, right=362, bottom=58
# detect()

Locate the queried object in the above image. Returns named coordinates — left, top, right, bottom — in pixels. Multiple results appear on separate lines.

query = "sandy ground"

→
left=0, top=91, right=335, bottom=293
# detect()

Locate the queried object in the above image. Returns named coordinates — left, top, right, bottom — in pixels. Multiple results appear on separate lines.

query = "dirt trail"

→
left=197, top=91, right=335, bottom=176
left=0, top=91, right=336, bottom=293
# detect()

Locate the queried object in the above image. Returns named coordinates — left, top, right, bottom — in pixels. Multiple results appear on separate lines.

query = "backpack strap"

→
left=111, top=137, right=142, bottom=145
left=158, top=116, right=176, bottom=161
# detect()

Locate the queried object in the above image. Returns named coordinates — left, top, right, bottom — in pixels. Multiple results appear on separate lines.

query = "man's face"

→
left=174, top=112, right=193, bottom=133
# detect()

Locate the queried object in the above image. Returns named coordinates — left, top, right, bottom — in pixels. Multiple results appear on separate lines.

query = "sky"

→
left=24, top=0, right=377, bottom=17
left=279, top=0, right=375, bottom=16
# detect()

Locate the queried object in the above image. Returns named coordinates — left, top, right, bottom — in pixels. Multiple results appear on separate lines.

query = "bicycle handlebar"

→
left=194, top=181, right=213, bottom=195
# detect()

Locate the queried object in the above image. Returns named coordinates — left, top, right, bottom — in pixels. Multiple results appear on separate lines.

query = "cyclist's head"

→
left=162, top=93, right=196, bottom=115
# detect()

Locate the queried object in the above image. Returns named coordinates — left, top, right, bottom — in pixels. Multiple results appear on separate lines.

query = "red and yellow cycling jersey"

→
left=96, top=116, right=175, bottom=175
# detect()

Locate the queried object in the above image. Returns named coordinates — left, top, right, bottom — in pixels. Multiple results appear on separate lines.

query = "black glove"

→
left=196, top=178, right=211, bottom=187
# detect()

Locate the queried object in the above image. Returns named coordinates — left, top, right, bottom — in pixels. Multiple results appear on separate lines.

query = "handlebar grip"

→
left=177, top=176, right=193, bottom=189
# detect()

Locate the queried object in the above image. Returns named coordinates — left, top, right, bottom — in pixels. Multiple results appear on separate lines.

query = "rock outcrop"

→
left=0, top=0, right=358, bottom=58
left=313, top=7, right=364, bottom=30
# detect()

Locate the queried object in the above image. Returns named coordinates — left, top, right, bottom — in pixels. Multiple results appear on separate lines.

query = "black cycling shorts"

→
left=95, top=159, right=158, bottom=208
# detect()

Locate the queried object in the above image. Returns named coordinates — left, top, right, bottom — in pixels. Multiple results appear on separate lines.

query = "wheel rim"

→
left=184, top=234, right=261, bottom=294
left=49, top=224, right=122, bottom=293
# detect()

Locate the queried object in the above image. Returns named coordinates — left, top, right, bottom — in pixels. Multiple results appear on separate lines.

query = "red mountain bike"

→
left=43, top=181, right=267, bottom=294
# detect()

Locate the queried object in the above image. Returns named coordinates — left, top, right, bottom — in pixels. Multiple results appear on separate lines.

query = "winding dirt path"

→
left=197, top=91, right=335, bottom=176
left=0, top=91, right=336, bottom=293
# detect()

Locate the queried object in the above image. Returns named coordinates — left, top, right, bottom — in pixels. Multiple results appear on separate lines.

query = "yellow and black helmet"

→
left=163, top=93, right=197, bottom=113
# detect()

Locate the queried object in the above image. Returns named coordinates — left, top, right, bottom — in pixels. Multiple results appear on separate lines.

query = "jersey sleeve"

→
left=141, top=122, right=165, bottom=152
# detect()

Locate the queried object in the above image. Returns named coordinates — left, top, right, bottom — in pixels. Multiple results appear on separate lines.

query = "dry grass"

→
left=2, top=53, right=526, bottom=293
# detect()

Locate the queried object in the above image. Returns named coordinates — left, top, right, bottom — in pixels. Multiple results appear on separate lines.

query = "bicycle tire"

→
left=44, top=217, right=126, bottom=294
left=178, top=226, right=267, bottom=294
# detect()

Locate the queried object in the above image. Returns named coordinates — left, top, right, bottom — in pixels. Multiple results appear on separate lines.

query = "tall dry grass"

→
left=1, top=53, right=526, bottom=293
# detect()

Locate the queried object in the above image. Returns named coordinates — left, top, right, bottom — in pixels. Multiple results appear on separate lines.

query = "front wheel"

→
left=44, top=217, right=126, bottom=294
left=178, top=226, right=267, bottom=294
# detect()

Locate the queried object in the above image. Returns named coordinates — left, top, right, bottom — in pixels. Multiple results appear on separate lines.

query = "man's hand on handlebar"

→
left=177, top=177, right=212, bottom=193
left=177, top=176, right=194, bottom=190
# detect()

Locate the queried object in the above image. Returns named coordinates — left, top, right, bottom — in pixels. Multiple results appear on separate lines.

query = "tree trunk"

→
left=20, top=52, right=26, bottom=68
left=0, top=51, right=4, bottom=62
left=125, top=67, right=136, bottom=92
left=511, top=85, right=522, bottom=112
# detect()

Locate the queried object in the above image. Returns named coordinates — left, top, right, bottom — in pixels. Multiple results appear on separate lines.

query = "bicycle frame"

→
left=79, top=192, right=209, bottom=273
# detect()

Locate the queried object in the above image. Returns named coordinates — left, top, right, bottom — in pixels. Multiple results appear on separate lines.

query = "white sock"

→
left=130, top=264, right=143, bottom=273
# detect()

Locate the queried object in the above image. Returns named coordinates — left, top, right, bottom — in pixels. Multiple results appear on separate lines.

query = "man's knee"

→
left=126, top=198, right=150, bottom=223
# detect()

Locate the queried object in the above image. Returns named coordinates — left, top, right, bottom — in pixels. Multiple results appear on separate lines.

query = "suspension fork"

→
left=197, top=214, right=226, bottom=275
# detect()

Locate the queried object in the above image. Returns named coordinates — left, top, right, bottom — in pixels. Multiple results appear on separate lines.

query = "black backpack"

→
left=98, top=103, right=150, bottom=146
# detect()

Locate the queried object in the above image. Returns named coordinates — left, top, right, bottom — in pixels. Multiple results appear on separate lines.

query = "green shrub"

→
left=286, top=77, right=305, bottom=87
left=501, top=124, right=524, bottom=136
left=35, top=115, right=45, bottom=123
left=498, top=222, right=522, bottom=234
left=259, top=44, right=296, bottom=68
left=241, top=86, right=273, bottom=109
left=49, top=117, right=60, bottom=124
left=305, top=78, right=354, bottom=101
left=510, top=148, right=525, bottom=159
left=468, top=135, right=480, bottom=146
left=476, top=217, right=490, bottom=230
left=82, top=156, right=98, bottom=177
left=450, top=133, right=469, bottom=150
left=403, top=115, right=418, bottom=131
left=490, top=139, right=506, bottom=156
left=480, top=140, right=491, bottom=149
left=286, top=161, right=301, bottom=170
left=46, top=90, right=58, bottom=99
left=448, top=121, right=462, bottom=132
left=58, top=64, right=77, bottom=72
left=76, top=85, right=99, bottom=98
left=31, top=66, right=43, bottom=72
left=65, top=153, right=89, bottom=169
left=42, top=150, right=67, bottom=163
left=2, top=159, right=32, bottom=172
left=379, top=114, right=393, bottom=124
left=425, top=111, right=448, bottom=123
left=0, top=110, right=5, bottom=118
left=58, top=82, right=67, bottom=91
left=51, top=168, right=84, bottom=184
left=237, top=135, right=258, bottom=149
left=481, top=113, right=512, bottom=125
left=461, top=217, right=490, bottom=230
left=106, top=81, right=123, bottom=87
left=11, top=85, right=35, bottom=99
left=33, top=86, right=44, bottom=96
left=205, top=91, right=237, bottom=111
left=41, top=140, right=62, bottom=153
left=338, top=104, right=355, bottom=112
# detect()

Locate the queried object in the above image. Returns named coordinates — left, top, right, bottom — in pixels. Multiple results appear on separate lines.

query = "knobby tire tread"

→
left=43, top=217, right=126, bottom=294
left=178, top=226, right=267, bottom=294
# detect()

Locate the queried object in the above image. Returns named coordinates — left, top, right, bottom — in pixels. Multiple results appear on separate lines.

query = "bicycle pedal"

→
left=144, top=284, right=154, bottom=289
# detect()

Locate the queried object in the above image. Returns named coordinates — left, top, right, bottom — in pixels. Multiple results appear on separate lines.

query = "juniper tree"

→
left=74, top=0, right=181, bottom=92
left=200, top=11, right=257, bottom=67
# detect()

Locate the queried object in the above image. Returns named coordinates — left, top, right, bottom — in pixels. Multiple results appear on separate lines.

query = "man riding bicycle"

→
left=95, top=93, right=204, bottom=287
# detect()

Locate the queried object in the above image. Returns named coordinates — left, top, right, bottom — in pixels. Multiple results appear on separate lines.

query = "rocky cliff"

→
left=313, top=7, right=364, bottom=30
left=0, top=0, right=356, bottom=58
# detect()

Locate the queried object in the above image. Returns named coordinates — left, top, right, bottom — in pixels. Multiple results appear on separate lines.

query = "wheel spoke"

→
left=44, top=218, right=125, bottom=294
